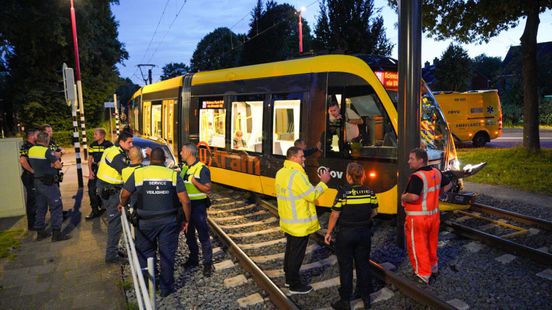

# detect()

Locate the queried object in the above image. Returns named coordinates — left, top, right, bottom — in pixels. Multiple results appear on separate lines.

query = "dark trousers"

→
left=21, top=173, right=36, bottom=229
left=87, top=177, right=102, bottom=212
left=284, top=233, right=309, bottom=287
left=34, top=180, right=63, bottom=230
left=135, top=222, right=179, bottom=294
left=185, top=200, right=212, bottom=265
left=97, top=180, right=121, bottom=260
left=335, top=226, right=373, bottom=301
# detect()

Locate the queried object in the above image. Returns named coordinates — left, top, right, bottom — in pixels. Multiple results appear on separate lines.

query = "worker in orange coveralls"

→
left=401, top=148, right=451, bottom=284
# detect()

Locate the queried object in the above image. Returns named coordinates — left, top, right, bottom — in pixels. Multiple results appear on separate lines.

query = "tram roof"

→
left=191, top=54, right=381, bottom=86
left=141, top=76, right=183, bottom=94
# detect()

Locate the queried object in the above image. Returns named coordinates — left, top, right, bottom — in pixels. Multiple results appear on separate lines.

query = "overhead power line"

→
left=146, top=0, right=188, bottom=64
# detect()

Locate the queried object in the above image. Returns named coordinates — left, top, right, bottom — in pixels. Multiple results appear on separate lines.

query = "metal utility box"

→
left=0, top=138, right=26, bottom=217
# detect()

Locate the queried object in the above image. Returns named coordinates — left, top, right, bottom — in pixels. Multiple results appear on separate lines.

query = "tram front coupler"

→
left=441, top=162, right=487, bottom=205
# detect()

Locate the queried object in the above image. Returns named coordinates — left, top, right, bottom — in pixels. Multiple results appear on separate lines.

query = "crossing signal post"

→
left=62, top=63, right=84, bottom=188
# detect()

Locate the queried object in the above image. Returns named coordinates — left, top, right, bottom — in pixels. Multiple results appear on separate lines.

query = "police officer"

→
left=325, top=162, right=378, bottom=310
left=40, top=124, right=64, bottom=181
left=86, top=128, right=113, bottom=220
left=179, top=142, right=214, bottom=277
left=275, top=146, right=330, bottom=294
left=401, top=148, right=452, bottom=284
left=96, top=131, right=133, bottom=264
left=20, top=128, right=39, bottom=231
left=121, top=146, right=143, bottom=183
left=119, top=148, right=191, bottom=297
left=28, top=131, right=71, bottom=242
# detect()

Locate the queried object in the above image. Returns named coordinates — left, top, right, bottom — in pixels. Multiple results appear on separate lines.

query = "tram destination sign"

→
left=202, top=100, right=224, bottom=109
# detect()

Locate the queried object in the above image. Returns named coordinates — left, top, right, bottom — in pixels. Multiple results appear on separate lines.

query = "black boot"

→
left=36, top=229, right=51, bottom=241
left=51, top=229, right=71, bottom=242
left=85, top=210, right=101, bottom=220
left=203, top=263, right=213, bottom=277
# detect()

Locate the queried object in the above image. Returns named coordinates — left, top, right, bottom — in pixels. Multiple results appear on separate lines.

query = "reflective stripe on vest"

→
left=182, top=161, right=207, bottom=200
left=403, top=168, right=441, bottom=216
left=97, top=146, right=125, bottom=185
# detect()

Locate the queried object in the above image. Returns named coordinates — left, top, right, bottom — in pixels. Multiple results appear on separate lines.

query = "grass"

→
left=0, top=229, right=24, bottom=260
left=456, top=147, right=552, bottom=195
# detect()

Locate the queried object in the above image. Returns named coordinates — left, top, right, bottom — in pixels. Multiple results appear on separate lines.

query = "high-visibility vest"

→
left=275, top=160, right=328, bottom=237
left=122, top=164, right=142, bottom=183
left=97, top=146, right=126, bottom=185
left=28, top=145, right=57, bottom=178
left=133, top=165, right=178, bottom=220
left=403, top=168, right=441, bottom=216
left=180, top=160, right=208, bottom=200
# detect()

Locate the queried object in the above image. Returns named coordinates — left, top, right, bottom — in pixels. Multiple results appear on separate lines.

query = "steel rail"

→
left=259, top=199, right=455, bottom=310
left=207, top=216, right=299, bottom=310
left=444, top=220, right=552, bottom=266
left=470, top=202, right=552, bottom=231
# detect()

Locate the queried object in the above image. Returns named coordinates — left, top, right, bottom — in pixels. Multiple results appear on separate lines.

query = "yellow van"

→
left=434, top=90, right=502, bottom=147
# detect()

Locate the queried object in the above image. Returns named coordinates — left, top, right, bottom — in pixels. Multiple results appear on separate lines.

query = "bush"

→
left=540, top=98, right=552, bottom=126
left=53, top=129, right=95, bottom=147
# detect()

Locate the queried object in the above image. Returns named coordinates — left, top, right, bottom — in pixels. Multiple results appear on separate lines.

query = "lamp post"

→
left=70, top=0, right=88, bottom=160
left=298, top=7, right=306, bottom=54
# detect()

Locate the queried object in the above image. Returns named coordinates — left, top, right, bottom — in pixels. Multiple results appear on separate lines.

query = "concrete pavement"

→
left=0, top=154, right=126, bottom=310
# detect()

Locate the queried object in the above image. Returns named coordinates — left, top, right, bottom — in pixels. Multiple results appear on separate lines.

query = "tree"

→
left=314, top=0, right=393, bottom=55
left=388, top=0, right=552, bottom=152
left=241, top=1, right=314, bottom=65
left=160, top=62, right=190, bottom=80
left=190, top=27, right=244, bottom=72
left=434, top=43, right=472, bottom=91
left=0, top=0, right=127, bottom=133
left=472, top=54, right=502, bottom=85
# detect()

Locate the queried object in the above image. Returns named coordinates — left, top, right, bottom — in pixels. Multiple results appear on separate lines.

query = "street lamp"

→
left=298, top=7, right=306, bottom=54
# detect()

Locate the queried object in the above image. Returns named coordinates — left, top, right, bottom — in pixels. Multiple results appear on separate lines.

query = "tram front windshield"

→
left=384, top=81, right=451, bottom=158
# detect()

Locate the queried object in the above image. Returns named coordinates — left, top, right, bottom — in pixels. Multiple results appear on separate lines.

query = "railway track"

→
left=207, top=187, right=456, bottom=309
left=443, top=202, right=552, bottom=266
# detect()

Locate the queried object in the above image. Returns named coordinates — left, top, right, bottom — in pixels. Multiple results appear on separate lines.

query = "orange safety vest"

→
left=403, top=168, right=441, bottom=216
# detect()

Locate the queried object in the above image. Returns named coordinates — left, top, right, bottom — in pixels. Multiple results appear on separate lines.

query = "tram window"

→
left=199, top=98, right=226, bottom=148
left=327, top=72, right=397, bottom=159
left=143, top=101, right=152, bottom=136
left=273, top=98, right=301, bottom=156
left=231, top=96, right=263, bottom=152
left=151, top=103, right=162, bottom=137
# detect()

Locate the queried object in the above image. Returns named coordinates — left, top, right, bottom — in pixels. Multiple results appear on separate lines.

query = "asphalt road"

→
left=457, top=127, right=552, bottom=149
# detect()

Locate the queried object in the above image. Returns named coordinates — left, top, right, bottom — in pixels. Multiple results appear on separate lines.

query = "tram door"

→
left=162, top=99, right=176, bottom=156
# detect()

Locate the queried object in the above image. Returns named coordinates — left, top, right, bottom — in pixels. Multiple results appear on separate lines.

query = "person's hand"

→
left=53, top=161, right=63, bottom=169
left=181, top=221, right=188, bottom=233
left=54, top=151, right=62, bottom=158
left=145, top=147, right=152, bottom=158
left=324, top=233, right=332, bottom=245
left=117, top=203, right=124, bottom=213
left=88, top=170, right=95, bottom=180
left=319, top=169, right=331, bottom=183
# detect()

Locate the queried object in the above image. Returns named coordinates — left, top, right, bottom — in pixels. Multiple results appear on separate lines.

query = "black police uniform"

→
left=48, top=138, right=64, bottom=183
left=333, top=184, right=378, bottom=306
left=88, top=139, right=113, bottom=216
left=28, top=144, right=70, bottom=241
left=123, top=164, right=186, bottom=297
left=19, top=140, right=36, bottom=230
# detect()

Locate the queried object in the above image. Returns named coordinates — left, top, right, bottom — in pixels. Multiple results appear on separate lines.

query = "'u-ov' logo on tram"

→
left=317, top=166, right=343, bottom=179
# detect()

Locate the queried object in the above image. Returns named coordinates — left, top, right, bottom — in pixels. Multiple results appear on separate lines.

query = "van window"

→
left=231, top=95, right=264, bottom=152
left=272, top=94, right=301, bottom=156
left=199, top=98, right=226, bottom=149
left=327, top=73, right=397, bottom=159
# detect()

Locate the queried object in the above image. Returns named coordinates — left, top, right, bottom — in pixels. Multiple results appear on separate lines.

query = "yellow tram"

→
left=129, top=55, right=460, bottom=214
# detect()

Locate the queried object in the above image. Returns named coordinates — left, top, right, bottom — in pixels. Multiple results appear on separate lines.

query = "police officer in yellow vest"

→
left=275, top=146, right=330, bottom=294
left=122, top=146, right=143, bottom=183
left=96, top=131, right=133, bottom=263
left=19, top=128, right=39, bottom=231
left=28, top=131, right=71, bottom=242
left=179, top=142, right=214, bottom=277
left=119, top=148, right=191, bottom=297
